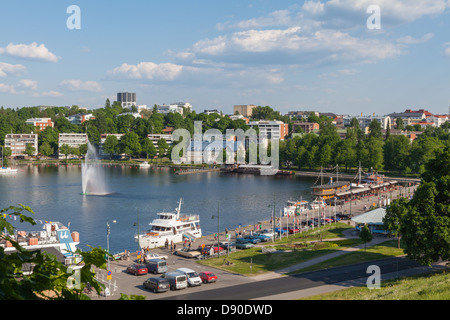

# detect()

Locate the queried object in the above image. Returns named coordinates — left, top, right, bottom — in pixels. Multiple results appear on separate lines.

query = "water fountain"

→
left=81, top=142, right=109, bottom=195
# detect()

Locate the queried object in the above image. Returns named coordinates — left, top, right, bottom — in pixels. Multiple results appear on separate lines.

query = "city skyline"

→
left=0, top=1, right=450, bottom=115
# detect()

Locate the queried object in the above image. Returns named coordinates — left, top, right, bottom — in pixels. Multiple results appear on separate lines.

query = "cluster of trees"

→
left=280, top=118, right=449, bottom=174
left=383, top=147, right=449, bottom=266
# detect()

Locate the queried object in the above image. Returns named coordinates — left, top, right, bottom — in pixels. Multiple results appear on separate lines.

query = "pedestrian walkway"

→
left=250, top=229, right=395, bottom=281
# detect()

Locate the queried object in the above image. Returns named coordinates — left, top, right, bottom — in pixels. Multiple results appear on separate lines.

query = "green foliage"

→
left=385, top=147, right=450, bottom=266
left=0, top=204, right=108, bottom=300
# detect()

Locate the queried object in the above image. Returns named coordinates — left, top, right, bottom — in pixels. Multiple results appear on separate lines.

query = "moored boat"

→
left=135, top=199, right=202, bottom=249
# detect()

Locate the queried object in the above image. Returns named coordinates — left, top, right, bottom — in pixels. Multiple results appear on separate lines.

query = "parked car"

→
left=143, top=277, right=170, bottom=293
left=274, top=227, right=288, bottom=234
left=145, top=258, right=168, bottom=274
left=235, top=238, right=255, bottom=249
left=199, top=271, right=218, bottom=284
left=220, top=242, right=236, bottom=250
left=198, top=245, right=224, bottom=255
left=248, top=233, right=271, bottom=242
left=257, top=229, right=276, bottom=239
left=126, top=264, right=148, bottom=276
left=146, top=252, right=168, bottom=260
left=163, top=271, right=188, bottom=290
left=241, top=236, right=261, bottom=244
left=282, top=227, right=300, bottom=234
left=176, top=268, right=202, bottom=287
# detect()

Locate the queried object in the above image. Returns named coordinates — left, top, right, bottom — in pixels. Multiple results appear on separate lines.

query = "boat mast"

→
left=176, top=198, right=183, bottom=219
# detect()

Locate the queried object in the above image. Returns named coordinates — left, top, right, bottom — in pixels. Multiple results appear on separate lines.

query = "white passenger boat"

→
left=135, top=199, right=202, bottom=249
left=283, top=200, right=309, bottom=216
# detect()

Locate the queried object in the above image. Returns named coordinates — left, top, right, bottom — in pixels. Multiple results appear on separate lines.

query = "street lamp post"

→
left=211, top=203, right=220, bottom=258
left=106, top=220, right=116, bottom=296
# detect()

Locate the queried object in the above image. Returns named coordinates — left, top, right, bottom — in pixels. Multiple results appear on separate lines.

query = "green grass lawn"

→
left=300, top=270, right=450, bottom=300
left=196, top=223, right=362, bottom=276
left=293, top=240, right=406, bottom=274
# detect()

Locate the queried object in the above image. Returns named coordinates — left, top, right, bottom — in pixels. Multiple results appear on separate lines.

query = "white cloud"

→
left=107, top=62, right=187, bottom=81
left=0, top=83, right=20, bottom=94
left=217, top=9, right=294, bottom=30
left=396, top=33, right=434, bottom=44
left=0, top=42, right=60, bottom=62
left=18, top=79, right=38, bottom=90
left=305, top=0, right=449, bottom=25
left=60, top=79, right=102, bottom=92
left=0, top=62, right=27, bottom=77
left=33, top=90, right=63, bottom=97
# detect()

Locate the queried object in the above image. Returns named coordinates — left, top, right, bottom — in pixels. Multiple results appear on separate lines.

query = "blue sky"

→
left=0, top=0, right=450, bottom=116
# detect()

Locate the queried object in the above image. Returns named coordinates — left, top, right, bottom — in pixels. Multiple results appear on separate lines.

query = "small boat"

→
left=283, top=200, right=309, bottom=216
left=138, top=162, right=150, bottom=168
left=135, top=199, right=202, bottom=249
left=310, top=198, right=326, bottom=210
left=0, top=167, right=18, bottom=174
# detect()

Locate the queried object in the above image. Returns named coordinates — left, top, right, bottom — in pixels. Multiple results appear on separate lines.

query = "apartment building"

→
left=58, top=133, right=88, bottom=159
left=25, top=118, right=54, bottom=131
left=233, top=105, right=256, bottom=117
left=4, top=133, right=38, bottom=157
left=248, top=120, right=289, bottom=140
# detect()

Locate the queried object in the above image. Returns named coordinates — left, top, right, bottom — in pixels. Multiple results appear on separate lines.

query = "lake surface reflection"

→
left=1, top=164, right=316, bottom=254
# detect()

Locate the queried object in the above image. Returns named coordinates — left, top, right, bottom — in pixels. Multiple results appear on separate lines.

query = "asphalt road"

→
left=155, top=256, right=421, bottom=300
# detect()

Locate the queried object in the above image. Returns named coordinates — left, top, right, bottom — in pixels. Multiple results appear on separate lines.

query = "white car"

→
left=257, top=229, right=276, bottom=239
left=146, top=252, right=168, bottom=260
left=176, top=268, right=202, bottom=287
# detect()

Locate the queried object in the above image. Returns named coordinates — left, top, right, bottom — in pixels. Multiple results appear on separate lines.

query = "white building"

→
left=58, top=133, right=88, bottom=159
left=4, top=133, right=38, bottom=157
left=156, top=102, right=192, bottom=115
left=66, top=114, right=95, bottom=125
left=248, top=120, right=289, bottom=140
left=343, top=115, right=392, bottom=130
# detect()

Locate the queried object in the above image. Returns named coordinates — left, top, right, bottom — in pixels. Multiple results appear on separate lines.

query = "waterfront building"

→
left=233, top=104, right=256, bottom=117
left=248, top=120, right=289, bottom=140
left=147, top=134, right=173, bottom=149
left=117, top=92, right=137, bottom=108
left=25, top=118, right=54, bottom=131
left=4, top=133, right=38, bottom=157
left=58, top=133, right=88, bottom=159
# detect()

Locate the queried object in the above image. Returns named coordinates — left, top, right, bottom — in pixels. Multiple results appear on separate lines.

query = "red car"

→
left=282, top=227, right=299, bottom=234
left=127, top=264, right=148, bottom=276
left=199, top=271, right=217, bottom=283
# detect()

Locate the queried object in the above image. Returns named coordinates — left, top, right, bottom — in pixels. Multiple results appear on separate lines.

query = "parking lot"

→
left=91, top=247, right=256, bottom=300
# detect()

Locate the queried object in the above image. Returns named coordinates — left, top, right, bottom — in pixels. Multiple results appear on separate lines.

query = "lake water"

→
left=0, top=164, right=316, bottom=254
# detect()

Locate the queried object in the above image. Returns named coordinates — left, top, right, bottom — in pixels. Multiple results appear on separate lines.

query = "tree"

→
left=368, top=119, right=382, bottom=140
left=0, top=204, right=109, bottom=300
left=383, top=197, right=409, bottom=249
left=157, top=138, right=169, bottom=158
left=396, top=118, right=404, bottom=130
left=59, top=144, right=71, bottom=160
left=119, top=132, right=141, bottom=160
left=141, top=138, right=157, bottom=160
left=39, top=142, right=54, bottom=159
left=359, top=225, right=373, bottom=252
left=103, top=135, right=119, bottom=159
left=25, top=143, right=35, bottom=157
left=383, top=135, right=411, bottom=172
left=393, top=147, right=450, bottom=266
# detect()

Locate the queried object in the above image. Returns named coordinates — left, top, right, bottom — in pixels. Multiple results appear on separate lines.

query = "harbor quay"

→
left=89, top=183, right=418, bottom=300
